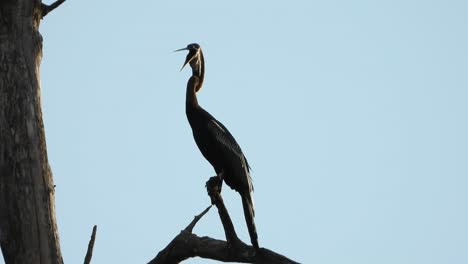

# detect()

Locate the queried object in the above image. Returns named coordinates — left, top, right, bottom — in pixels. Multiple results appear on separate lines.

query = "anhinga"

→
left=176, top=43, right=259, bottom=249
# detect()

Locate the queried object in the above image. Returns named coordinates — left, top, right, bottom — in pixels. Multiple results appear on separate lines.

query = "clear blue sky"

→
left=16, top=0, right=468, bottom=263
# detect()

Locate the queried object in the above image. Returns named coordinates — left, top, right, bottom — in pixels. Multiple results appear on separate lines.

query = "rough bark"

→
left=0, top=0, right=63, bottom=263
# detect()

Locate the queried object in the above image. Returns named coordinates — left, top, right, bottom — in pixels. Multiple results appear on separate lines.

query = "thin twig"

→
left=184, top=205, right=212, bottom=233
left=41, top=0, right=66, bottom=18
left=83, top=225, right=97, bottom=264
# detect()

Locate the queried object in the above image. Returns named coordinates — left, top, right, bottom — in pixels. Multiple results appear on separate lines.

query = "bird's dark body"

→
left=179, top=44, right=258, bottom=249
left=186, top=98, right=251, bottom=193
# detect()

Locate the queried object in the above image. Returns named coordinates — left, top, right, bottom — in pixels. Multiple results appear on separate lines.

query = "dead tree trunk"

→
left=0, top=1, right=64, bottom=263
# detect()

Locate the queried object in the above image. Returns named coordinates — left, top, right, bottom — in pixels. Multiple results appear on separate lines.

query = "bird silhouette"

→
left=176, top=43, right=259, bottom=249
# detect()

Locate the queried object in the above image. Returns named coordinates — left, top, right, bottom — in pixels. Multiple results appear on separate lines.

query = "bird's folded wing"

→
left=208, top=119, right=254, bottom=193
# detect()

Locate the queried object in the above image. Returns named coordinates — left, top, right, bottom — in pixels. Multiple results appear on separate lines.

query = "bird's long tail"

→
left=241, top=192, right=259, bottom=249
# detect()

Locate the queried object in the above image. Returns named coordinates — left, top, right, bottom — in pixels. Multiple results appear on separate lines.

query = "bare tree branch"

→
left=185, top=205, right=212, bottom=233
left=147, top=176, right=300, bottom=264
left=205, top=176, right=241, bottom=245
left=41, top=0, right=66, bottom=18
left=83, top=225, right=97, bottom=264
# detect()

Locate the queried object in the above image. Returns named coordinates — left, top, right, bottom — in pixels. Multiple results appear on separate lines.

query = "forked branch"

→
left=147, top=176, right=300, bottom=264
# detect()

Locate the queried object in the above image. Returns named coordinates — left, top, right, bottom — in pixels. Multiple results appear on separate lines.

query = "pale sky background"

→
left=8, top=0, right=468, bottom=263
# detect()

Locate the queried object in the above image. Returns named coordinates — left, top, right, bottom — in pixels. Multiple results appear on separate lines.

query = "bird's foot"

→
left=206, top=176, right=220, bottom=205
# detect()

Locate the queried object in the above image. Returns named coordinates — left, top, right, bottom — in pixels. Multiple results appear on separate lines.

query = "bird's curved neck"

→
left=191, top=50, right=205, bottom=89
left=186, top=50, right=205, bottom=110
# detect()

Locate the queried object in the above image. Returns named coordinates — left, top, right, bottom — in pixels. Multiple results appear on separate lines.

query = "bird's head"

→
left=175, top=43, right=205, bottom=92
left=175, top=43, right=202, bottom=73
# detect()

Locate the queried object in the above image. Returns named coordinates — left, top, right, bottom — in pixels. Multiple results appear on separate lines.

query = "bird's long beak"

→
left=174, top=47, right=188, bottom=52
left=174, top=47, right=192, bottom=71
left=179, top=58, right=191, bottom=71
